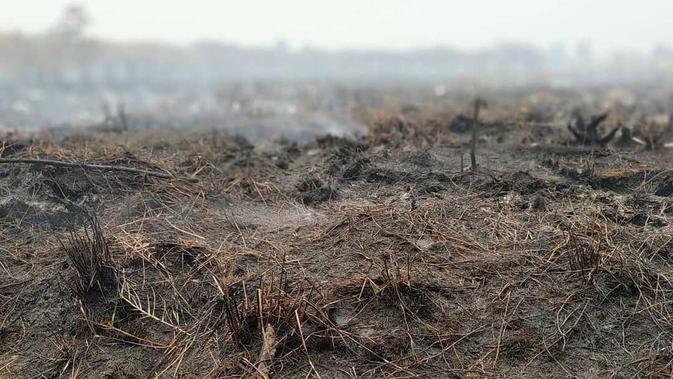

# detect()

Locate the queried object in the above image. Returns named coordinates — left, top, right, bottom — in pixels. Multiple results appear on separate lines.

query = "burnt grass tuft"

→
left=62, top=213, right=118, bottom=303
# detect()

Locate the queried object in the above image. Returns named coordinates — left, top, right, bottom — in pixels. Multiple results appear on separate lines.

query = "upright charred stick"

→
left=470, top=97, right=488, bottom=172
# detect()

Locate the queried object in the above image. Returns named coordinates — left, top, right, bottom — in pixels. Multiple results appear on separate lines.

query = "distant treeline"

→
left=1, top=30, right=673, bottom=88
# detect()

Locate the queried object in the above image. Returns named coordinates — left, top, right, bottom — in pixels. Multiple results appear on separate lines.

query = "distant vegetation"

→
left=2, top=6, right=673, bottom=88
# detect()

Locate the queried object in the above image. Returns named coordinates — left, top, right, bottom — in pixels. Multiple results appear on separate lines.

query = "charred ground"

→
left=2, top=96, right=673, bottom=378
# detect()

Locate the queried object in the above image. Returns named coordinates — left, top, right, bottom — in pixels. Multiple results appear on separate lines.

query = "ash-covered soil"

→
left=2, top=102, right=673, bottom=378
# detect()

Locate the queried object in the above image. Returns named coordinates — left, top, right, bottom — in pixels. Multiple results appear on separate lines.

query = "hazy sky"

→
left=1, top=0, right=672, bottom=54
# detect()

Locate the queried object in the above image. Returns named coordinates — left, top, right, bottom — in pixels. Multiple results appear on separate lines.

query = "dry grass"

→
left=2, top=106, right=673, bottom=378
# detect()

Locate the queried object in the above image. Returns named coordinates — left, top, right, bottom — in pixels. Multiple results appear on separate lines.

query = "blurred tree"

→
left=47, top=4, right=95, bottom=85
left=54, top=4, right=89, bottom=40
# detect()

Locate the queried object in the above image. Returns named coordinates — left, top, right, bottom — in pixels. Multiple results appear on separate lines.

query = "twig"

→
left=493, top=290, right=512, bottom=364
left=295, top=309, right=321, bottom=378
left=0, top=158, right=174, bottom=179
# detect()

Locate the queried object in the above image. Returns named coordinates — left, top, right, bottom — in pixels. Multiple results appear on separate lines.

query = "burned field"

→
left=2, top=99, right=673, bottom=378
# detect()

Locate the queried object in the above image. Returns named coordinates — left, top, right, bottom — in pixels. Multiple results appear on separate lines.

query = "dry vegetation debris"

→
left=2, top=98, right=673, bottom=377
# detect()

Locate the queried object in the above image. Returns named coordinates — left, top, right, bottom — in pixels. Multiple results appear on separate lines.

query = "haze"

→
left=1, top=0, right=672, bottom=54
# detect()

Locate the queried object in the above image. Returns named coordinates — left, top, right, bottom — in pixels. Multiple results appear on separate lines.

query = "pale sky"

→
left=1, top=0, right=672, bottom=54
